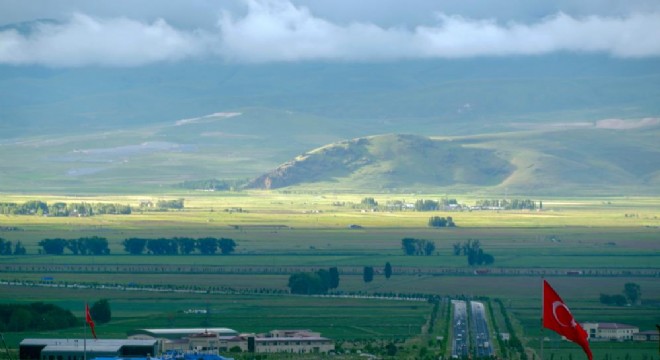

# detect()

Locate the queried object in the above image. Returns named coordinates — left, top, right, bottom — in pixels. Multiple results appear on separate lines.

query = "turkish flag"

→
left=543, top=280, right=592, bottom=360
left=86, top=303, right=97, bottom=339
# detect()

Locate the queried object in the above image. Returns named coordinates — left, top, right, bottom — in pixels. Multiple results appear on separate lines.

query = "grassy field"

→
left=0, top=193, right=658, bottom=358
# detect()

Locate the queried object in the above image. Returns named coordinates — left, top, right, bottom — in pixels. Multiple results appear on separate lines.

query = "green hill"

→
left=245, top=123, right=660, bottom=195
left=245, top=134, right=513, bottom=190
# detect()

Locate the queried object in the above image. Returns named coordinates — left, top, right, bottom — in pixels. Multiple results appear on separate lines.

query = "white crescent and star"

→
left=552, top=301, right=577, bottom=328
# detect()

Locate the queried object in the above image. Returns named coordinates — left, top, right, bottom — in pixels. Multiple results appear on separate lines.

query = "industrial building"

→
left=19, top=339, right=158, bottom=360
left=129, top=328, right=333, bottom=354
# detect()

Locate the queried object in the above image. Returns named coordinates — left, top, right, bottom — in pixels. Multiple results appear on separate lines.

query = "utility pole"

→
left=1, top=333, right=14, bottom=360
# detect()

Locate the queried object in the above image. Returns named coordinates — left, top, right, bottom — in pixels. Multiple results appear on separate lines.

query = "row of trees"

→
left=0, top=198, right=191, bottom=216
left=415, top=199, right=451, bottom=211
left=428, top=216, right=456, bottom=227
left=0, top=200, right=131, bottom=216
left=155, top=199, right=185, bottom=210
left=176, top=179, right=245, bottom=191
left=288, top=267, right=339, bottom=294
left=0, top=302, right=78, bottom=332
left=401, top=238, right=436, bottom=256
left=474, top=199, right=539, bottom=210
left=36, top=237, right=237, bottom=255
left=0, top=238, right=26, bottom=255
left=123, top=237, right=237, bottom=255
left=39, top=237, right=110, bottom=255
left=288, top=263, right=394, bottom=293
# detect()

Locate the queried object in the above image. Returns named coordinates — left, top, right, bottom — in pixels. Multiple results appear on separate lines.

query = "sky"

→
left=1, top=0, right=660, bottom=67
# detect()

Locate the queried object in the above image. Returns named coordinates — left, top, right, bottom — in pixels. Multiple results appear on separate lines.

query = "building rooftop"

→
left=597, top=323, right=638, bottom=330
left=129, top=328, right=238, bottom=339
left=256, top=336, right=330, bottom=342
left=21, top=339, right=157, bottom=347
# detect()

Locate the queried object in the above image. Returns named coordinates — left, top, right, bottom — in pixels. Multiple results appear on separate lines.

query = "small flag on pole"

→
left=543, top=280, right=592, bottom=360
left=85, top=303, right=97, bottom=340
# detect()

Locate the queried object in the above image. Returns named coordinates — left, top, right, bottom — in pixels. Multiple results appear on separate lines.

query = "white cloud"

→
left=0, top=13, right=212, bottom=66
left=1, top=0, right=659, bottom=67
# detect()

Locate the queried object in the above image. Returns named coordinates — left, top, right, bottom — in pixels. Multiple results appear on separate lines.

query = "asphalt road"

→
left=451, top=300, right=469, bottom=358
left=470, top=301, right=494, bottom=357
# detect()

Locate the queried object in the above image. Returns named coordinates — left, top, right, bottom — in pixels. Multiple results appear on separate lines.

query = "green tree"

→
left=197, top=238, right=218, bottom=254
left=328, top=267, right=340, bottom=289
left=0, top=238, right=12, bottom=255
left=384, top=262, right=392, bottom=279
left=39, top=238, right=67, bottom=255
left=13, top=240, right=26, bottom=255
left=288, top=272, right=328, bottom=295
left=623, top=283, right=641, bottom=305
left=123, top=238, right=147, bottom=254
left=363, top=266, right=374, bottom=283
left=360, top=197, right=378, bottom=207
left=423, top=241, right=435, bottom=255
left=401, top=238, right=417, bottom=255
left=8, top=308, right=32, bottom=331
left=83, top=236, right=110, bottom=255
left=90, top=299, right=111, bottom=324
left=177, top=238, right=196, bottom=255
left=385, top=342, right=397, bottom=356
left=218, top=238, right=237, bottom=254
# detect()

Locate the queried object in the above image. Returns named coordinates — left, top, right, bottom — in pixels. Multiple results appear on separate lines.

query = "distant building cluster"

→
left=20, top=327, right=334, bottom=360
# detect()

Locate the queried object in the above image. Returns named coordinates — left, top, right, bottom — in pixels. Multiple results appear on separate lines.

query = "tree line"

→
left=39, top=237, right=110, bottom=255
left=35, top=236, right=237, bottom=255
left=0, top=302, right=78, bottom=332
left=175, top=178, right=246, bottom=191
left=474, top=199, right=539, bottom=210
left=0, top=200, right=131, bottom=216
left=0, top=199, right=191, bottom=217
left=288, top=263, right=394, bottom=294
left=123, top=237, right=237, bottom=255
left=0, top=238, right=27, bottom=255
left=401, top=238, right=436, bottom=255
left=428, top=216, right=455, bottom=227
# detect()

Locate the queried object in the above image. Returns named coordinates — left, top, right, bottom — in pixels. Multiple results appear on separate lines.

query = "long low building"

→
left=255, top=334, right=334, bottom=354
left=127, top=328, right=333, bottom=355
left=582, top=322, right=639, bottom=341
left=20, top=339, right=158, bottom=360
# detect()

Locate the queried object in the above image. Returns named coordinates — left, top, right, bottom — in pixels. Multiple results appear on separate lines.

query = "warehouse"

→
left=19, top=339, right=158, bottom=360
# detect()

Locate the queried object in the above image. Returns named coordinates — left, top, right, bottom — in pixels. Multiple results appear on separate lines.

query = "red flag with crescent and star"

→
left=85, top=303, right=97, bottom=340
left=543, top=280, right=592, bottom=360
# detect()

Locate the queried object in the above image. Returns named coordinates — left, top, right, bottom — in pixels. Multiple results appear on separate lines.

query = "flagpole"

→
left=540, top=277, right=544, bottom=360
left=84, top=303, right=87, bottom=360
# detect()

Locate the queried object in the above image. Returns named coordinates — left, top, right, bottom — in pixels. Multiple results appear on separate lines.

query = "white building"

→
left=582, top=322, right=639, bottom=341
left=127, top=328, right=333, bottom=355
left=255, top=330, right=333, bottom=354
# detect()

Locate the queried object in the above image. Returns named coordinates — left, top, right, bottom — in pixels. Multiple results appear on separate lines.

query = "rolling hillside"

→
left=245, top=123, right=660, bottom=195
left=245, top=134, right=513, bottom=190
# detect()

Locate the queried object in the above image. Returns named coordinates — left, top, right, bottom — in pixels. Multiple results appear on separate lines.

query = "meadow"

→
left=0, top=192, right=658, bottom=359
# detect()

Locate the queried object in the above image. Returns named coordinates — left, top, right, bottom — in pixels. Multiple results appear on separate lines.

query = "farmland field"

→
left=0, top=192, right=658, bottom=359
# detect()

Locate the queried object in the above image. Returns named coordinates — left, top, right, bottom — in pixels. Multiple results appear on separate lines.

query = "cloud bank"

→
left=1, top=0, right=659, bottom=67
